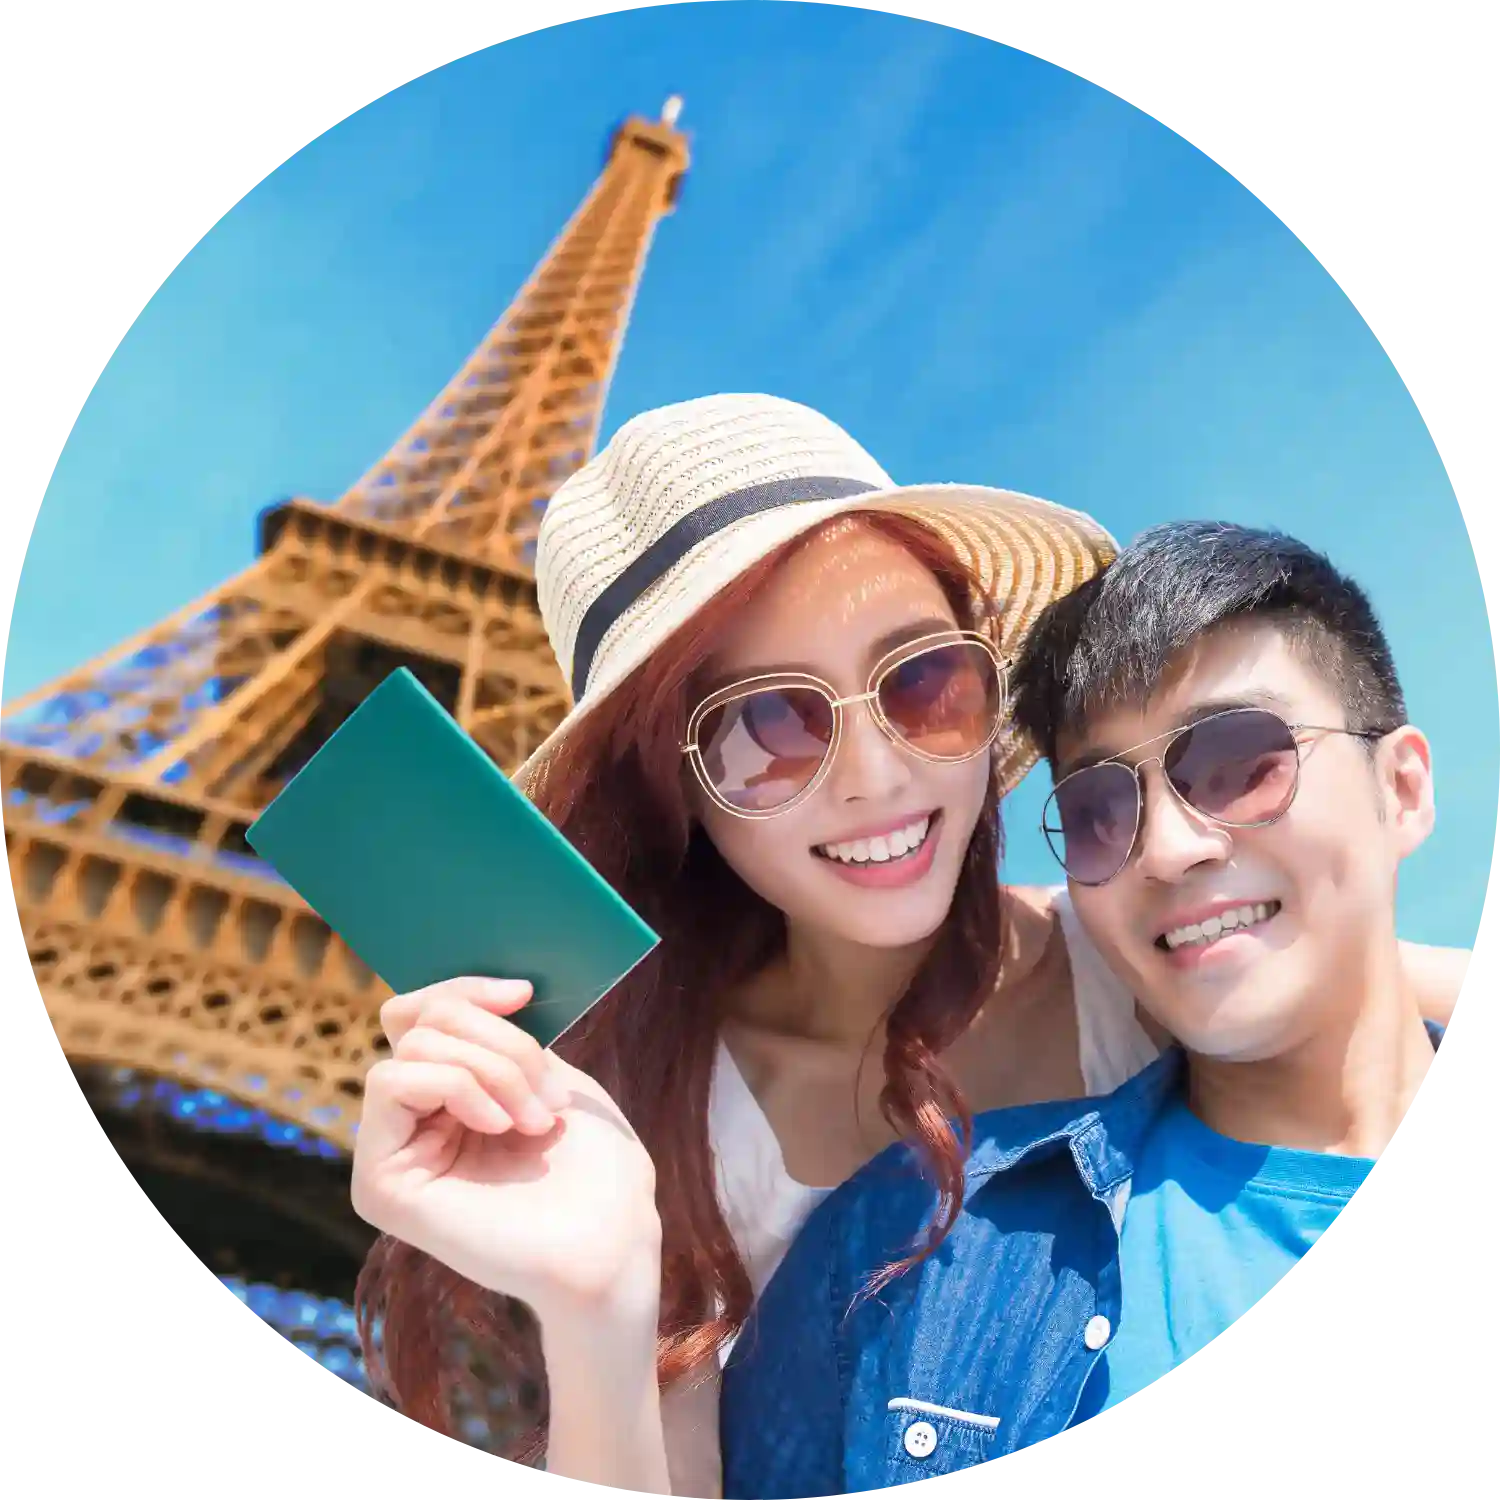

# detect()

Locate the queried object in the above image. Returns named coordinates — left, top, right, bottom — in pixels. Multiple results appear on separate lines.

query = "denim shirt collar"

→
left=826, top=1044, right=1185, bottom=1229
left=960, top=1045, right=1185, bottom=1212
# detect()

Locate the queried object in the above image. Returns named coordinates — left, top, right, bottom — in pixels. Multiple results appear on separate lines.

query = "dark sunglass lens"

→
left=1166, top=709, right=1300, bottom=826
left=698, top=687, right=834, bottom=812
left=1047, top=762, right=1141, bottom=884
left=880, top=642, right=1002, bottom=758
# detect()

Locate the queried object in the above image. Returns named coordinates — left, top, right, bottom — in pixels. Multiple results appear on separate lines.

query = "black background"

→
left=17, top=14, right=1494, bottom=1500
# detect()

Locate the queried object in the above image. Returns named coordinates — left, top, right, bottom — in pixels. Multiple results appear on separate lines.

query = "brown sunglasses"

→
left=682, top=630, right=1009, bottom=818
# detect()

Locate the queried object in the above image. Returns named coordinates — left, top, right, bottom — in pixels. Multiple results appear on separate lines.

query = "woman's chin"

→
left=822, top=890, right=957, bottom=951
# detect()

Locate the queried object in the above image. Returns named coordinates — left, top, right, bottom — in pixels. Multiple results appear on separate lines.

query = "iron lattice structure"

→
left=3, top=102, right=689, bottom=1168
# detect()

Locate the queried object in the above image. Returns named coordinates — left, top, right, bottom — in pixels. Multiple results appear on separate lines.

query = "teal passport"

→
left=245, top=667, right=660, bottom=1048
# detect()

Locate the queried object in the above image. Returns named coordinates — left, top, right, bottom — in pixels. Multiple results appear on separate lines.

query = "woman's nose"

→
left=826, top=700, right=913, bottom=804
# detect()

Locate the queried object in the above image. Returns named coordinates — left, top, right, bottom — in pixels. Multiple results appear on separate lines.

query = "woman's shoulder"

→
left=999, top=880, right=1166, bottom=1092
left=1006, top=883, right=1063, bottom=919
left=1001, top=883, right=1066, bottom=982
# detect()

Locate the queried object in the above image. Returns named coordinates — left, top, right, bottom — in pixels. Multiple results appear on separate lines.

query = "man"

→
left=718, top=521, right=1448, bottom=1496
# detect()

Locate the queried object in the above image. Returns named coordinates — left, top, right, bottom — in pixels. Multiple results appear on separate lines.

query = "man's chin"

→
left=1160, top=999, right=1302, bottom=1064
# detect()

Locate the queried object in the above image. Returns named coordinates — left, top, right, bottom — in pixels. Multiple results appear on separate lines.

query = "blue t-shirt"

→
left=1075, top=1097, right=1374, bottom=1419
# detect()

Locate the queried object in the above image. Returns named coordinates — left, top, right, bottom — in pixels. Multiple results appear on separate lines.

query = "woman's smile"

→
left=813, top=810, right=943, bottom=889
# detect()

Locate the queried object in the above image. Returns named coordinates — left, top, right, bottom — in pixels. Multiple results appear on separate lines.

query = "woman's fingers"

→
left=355, top=1058, right=513, bottom=1171
left=411, top=994, right=571, bottom=1112
left=380, top=976, right=535, bottom=1047
left=395, top=1026, right=560, bottom=1134
left=381, top=981, right=570, bottom=1113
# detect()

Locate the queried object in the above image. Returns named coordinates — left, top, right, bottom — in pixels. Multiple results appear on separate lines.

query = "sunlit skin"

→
left=1060, top=620, right=1437, bottom=1155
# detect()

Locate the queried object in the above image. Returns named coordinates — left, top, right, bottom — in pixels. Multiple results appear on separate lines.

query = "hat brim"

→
left=514, top=482, right=1117, bottom=802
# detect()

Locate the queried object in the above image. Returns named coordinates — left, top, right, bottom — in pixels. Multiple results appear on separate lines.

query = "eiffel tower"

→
left=3, top=100, right=690, bottom=1409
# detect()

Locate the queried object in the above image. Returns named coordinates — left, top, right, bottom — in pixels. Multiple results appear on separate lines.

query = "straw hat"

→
left=515, top=394, right=1117, bottom=799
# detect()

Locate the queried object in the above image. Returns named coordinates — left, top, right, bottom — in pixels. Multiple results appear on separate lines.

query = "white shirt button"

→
left=903, top=1420, right=939, bottom=1459
left=1084, top=1314, right=1112, bottom=1350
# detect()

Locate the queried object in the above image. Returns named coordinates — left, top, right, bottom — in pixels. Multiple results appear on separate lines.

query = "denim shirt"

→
left=719, top=1024, right=1441, bottom=1498
left=717, top=1050, right=1182, bottom=1494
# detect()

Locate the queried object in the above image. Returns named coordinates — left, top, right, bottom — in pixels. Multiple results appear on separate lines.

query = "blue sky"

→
left=7, top=2, right=1494, bottom=945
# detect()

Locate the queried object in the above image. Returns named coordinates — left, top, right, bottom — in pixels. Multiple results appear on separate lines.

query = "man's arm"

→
left=720, top=1197, right=847, bottom=1500
left=1401, top=940, right=1469, bottom=1026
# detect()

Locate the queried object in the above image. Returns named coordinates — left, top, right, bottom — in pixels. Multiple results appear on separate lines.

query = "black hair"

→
left=1011, top=520, right=1407, bottom=766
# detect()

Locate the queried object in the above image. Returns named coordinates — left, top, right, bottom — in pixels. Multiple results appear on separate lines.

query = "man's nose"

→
left=1132, top=762, right=1232, bottom=882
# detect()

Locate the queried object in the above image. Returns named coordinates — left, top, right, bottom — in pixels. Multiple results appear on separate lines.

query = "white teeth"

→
left=820, top=816, right=931, bottom=866
left=1161, top=902, right=1278, bottom=951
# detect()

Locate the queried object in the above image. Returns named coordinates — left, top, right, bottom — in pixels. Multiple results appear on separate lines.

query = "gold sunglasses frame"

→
left=681, top=629, right=1010, bottom=820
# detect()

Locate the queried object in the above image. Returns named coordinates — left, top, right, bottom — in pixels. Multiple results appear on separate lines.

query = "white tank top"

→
left=659, top=890, right=1160, bottom=1496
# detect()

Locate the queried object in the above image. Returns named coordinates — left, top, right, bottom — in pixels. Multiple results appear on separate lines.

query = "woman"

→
left=349, top=395, right=1465, bottom=1495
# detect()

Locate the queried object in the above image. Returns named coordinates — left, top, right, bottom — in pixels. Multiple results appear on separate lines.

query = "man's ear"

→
left=1380, top=725, right=1435, bottom=858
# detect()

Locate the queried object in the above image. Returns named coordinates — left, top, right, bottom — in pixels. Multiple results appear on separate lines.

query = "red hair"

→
left=355, top=513, right=1007, bottom=1456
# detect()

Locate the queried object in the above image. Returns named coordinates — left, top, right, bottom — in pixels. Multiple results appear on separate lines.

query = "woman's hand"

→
left=352, top=977, right=662, bottom=1328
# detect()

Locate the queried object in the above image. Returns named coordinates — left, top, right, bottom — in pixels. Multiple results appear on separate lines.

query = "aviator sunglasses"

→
left=1041, top=706, right=1392, bottom=886
left=682, top=630, right=1007, bottom=818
